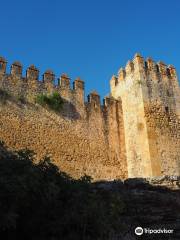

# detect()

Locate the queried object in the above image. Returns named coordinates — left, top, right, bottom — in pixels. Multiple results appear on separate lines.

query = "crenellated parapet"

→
left=168, top=65, right=177, bottom=78
left=59, top=73, right=70, bottom=89
left=26, top=65, right=39, bottom=80
left=0, top=54, right=179, bottom=116
left=0, top=56, right=121, bottom=120
left=0, top=57, right=7, bottom=74
left=111, top=53, right=179, bottom=87
left=118, top=68, right=126, bottom=82
left=125, top=60, right=134, bottom=74
left=87, top=91, right=101, bottom=112
left=1, top=56, right=120, bottom=118
left=110, top=75, right=118, bottom=93
left=0, top=56, right=87, bottom=112
left=110, top=53, right=180, bottom=111
left=73, top=77, right=85, bottom=106
left=73, top=77, right=84, bottom=91
left=11, top=61, right=23, bottom=77
left=42, top=69, right=55, bottom=92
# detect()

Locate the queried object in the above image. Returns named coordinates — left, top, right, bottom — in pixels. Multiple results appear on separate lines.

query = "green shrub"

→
left=36, top=92, right=63, bottom=112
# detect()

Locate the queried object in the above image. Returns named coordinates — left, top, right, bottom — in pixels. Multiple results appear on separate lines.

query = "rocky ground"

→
left=95, top=176, right=180, bottom=239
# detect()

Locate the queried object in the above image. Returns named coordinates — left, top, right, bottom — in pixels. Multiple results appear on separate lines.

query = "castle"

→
left=0, top=53, right=180, bottom=180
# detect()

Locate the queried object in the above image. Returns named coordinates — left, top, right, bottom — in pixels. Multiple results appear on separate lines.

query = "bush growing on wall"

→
left=36, top=92, right=63, bottom=112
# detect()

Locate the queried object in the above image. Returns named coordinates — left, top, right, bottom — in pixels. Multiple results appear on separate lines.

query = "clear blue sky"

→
left=1, top=0, right=180, bottom=99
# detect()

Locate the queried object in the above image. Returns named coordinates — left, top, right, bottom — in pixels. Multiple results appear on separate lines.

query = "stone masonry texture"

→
left=0, top=53, right=179, bottom=180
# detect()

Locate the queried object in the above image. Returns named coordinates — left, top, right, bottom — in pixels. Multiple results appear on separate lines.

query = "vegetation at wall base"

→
left=0, top=142, right=180, bottom=240
left=36, top=92, right=63, bottom=112
left=0, top=143, right=125, bottom=240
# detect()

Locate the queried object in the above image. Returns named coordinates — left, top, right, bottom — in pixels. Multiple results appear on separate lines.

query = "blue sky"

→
left=1, top=0, right=180, bottom=99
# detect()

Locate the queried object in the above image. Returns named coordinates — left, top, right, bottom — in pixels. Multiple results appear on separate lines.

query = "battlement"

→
left=0, top=56, right=121, bottom=118
left=0, top=53, right=179, bottom=180
left=111, top=53, right=180, bottom=115
left=26, top=65, right=39, bottom=80
left=0, top=56, right=88, bottom=108
left=1, top=54, right=179, bottom=112
left=0, top=56, right=85, bottom=89
left=110, top=53, right=179, bottom=86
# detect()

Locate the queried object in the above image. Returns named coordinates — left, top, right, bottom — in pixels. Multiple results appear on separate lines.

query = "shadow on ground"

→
left=0, top=142, right=180, bottom=240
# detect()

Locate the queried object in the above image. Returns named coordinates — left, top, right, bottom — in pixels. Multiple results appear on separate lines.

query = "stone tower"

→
left=110, top=53, right=180, bottom=178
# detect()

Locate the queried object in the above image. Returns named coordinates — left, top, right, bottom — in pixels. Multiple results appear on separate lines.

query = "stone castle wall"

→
left=110, top=54, right=180, bottom=178
left=0, top=54, right=179, bottom=179
left=0, top=57, right=127, bottom=180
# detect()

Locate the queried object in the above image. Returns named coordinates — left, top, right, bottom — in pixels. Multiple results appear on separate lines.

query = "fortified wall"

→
left=0, top=56, right=127, bottom=180
left=0, top=53, right=179, bottom=179
left=111, top=54, right=180, bottom=177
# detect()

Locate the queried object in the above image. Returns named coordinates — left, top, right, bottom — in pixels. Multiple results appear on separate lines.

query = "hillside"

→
left=0, top=143, right=180, bottom=240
